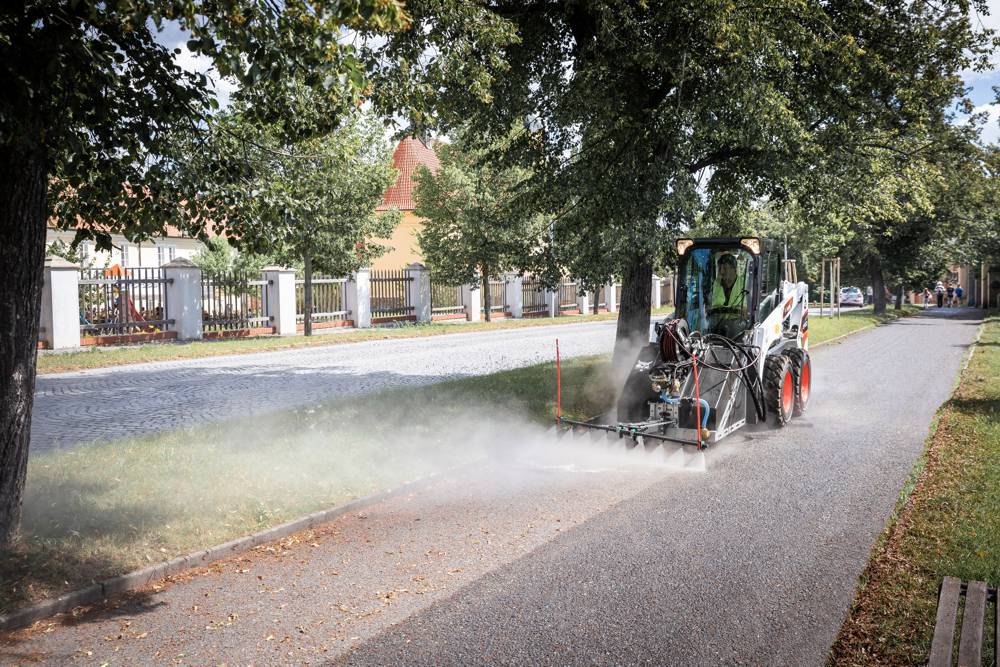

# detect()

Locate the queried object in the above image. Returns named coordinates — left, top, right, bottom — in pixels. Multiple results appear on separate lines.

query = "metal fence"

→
left=202, top=271, right=271, bottom=333
left=296, top=276, right=349, bottom=324
left=522, top=277, right=548, bottom=315
left=558, top=282, right=579, bottom=310
left=79, top=268, right=171, bottom=337
left=431, top=281, right=464, bottom=315
left=371, top=269, right=414, bottom=319
left=481, top=278, right=508, bottom=314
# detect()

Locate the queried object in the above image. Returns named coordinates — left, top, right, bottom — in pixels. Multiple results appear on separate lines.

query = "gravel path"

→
left=4, top=308, right=982, bottom=665
left=31, top=321, right=618, bottom=453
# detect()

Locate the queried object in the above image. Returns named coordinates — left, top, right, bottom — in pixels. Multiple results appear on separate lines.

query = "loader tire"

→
left=786, top=348, right=811, bottom=416
left=764, top=355, right=795, bottom=427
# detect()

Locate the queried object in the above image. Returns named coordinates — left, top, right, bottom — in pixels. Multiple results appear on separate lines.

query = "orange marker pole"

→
left=556, top=338, right=561, bottom=423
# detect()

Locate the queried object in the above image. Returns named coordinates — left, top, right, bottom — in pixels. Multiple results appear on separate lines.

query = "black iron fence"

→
left=371, top=269, right=414, bottom=318
left=522, top=277, right=548, bottom=315
left=558, top=282, right=579, bottom=310
left=78, top=267, right=171, bottom=337
left=481, top=278, right=508, bottom=314
left=431, top=281, right=464, bottom=315
left=296, top=276, right=349, bottom=324
left=202, top=271, right=271, bottom=332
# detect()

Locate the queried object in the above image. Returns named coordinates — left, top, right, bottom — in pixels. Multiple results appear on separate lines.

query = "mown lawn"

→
left=1, top=355, right=614, bottom=614
left=35, top=310, right=633, bottom=374
left=829, top=313, right=1000, bottom=665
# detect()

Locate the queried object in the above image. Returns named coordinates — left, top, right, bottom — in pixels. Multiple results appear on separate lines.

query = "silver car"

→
left=839, top=286, right=864, bottom=307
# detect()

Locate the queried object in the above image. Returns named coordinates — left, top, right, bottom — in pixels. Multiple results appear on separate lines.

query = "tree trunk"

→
left=482, top=271, right=492, bottom=323
left=0, top=143, right=48, bottom=546
left=303, top=253, right=313, bottom=336
left=894, top=285, right=903, bottom=311
left=868, top=254, right=887, bottom=316
left=612, top=254, right=653, bottom=371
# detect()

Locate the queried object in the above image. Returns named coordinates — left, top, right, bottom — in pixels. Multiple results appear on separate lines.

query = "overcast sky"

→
left=155, top=4, right=1000, bottom=144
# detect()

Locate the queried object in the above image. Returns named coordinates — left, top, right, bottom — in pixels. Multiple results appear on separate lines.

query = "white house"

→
left=46, top=223, right=206, bottom=268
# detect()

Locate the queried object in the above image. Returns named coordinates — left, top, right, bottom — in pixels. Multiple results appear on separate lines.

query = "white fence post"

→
left=506, top=274, right=524, bottom=318
left=39, top=256, right=81, bottom=350
left=162, top=258, right=203, bottom=340
left=407, top=263, right=432, bottom=323
left=461, top=280, right=482, bottom=322
left=346, top=268, right=372, bottom=329
left=576, top=288, right=590, bottom=315
left=262, top=267, right=297, bottom=335
left=545, top=287, right=558, bottom=317
left=651, top=275, right=662, bottom=309
left=605, top=282, right=618, bottom=313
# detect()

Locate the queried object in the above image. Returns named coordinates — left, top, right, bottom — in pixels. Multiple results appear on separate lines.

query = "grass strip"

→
left=828, top=313, right=1000, bottom=666
left=37, top=304, right=913, bottom=375
left=36, top=311, right=628, bottom=374
left=1, top=355, right=615, bottom=614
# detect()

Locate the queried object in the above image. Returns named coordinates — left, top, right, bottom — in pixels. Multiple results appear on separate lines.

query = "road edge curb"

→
left=0, top=471, right=450, bottom=632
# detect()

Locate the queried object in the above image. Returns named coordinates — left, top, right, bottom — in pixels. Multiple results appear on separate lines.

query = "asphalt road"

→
left=3, top=308, right=982, bottom=665
left=30, top=320, right=618, bottom=453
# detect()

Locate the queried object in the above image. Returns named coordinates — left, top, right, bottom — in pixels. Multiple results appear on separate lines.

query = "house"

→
left=46, top=223, right=205, bottom=268
left=372, top=137, right=441, bottom=270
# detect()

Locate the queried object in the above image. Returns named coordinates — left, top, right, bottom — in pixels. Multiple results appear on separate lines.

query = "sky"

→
left=155, top=4, right=1000, bottom=144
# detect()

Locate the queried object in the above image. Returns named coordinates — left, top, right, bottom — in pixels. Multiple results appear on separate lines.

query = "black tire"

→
left=763, top=355, right=795, bottom=427
left=786, top=348, right=811, bottom=416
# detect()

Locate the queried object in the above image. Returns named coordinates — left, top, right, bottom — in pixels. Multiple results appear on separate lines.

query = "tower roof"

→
left=378, top=137, right=441, bottom=211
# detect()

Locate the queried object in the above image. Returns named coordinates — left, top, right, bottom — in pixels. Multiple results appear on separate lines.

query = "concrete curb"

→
left=0, top=473, right=446, bottom=632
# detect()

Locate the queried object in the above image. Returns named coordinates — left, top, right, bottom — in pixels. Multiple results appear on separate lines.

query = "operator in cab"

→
left=709, top=253, right=747, bottom=338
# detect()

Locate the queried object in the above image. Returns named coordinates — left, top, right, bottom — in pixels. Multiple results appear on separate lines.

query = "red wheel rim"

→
left=800, top=361, right=811, bottom=404
left=782, top=370, right=794, bottom=415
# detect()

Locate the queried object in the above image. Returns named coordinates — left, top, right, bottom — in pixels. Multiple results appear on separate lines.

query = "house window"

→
left=78, top=241, right=92, bottom=263
left=119, top=242, right=130, bottom=267
left=157, top=245, right=176, bottom=266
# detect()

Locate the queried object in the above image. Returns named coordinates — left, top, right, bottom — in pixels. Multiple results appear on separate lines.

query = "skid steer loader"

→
left=554, top=237, right=812, bottom=470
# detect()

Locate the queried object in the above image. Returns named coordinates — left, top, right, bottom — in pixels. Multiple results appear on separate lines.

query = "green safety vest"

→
left=710, top=274, right=746, bottom=319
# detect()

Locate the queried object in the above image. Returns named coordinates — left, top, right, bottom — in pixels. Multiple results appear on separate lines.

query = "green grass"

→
left=808, top=305, right=919, bottom=346
left=37, top=310, right=669, bottom=375
left=1, top=355, right=614, bottom=614
left=829, top=313, right=1000, bottom=666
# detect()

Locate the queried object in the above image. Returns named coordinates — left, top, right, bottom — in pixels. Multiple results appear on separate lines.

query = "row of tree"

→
left=1, top=0, right=998, bottom=545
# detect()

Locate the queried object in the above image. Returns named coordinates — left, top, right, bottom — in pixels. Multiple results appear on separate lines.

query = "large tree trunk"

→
left=0, top=144, right=48, bottom=546
left=612, top=254, right=652, bottom=371
left=868, top=254, right=887, bottom=316
left=303, top=253, right=313, bottom=336
left=482, top=271, right=492, bottom=323
left=894, top=284, right=903, bottom=311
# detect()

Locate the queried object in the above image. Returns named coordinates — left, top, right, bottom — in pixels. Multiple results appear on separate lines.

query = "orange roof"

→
left=377, top=137, right=441, bottom=211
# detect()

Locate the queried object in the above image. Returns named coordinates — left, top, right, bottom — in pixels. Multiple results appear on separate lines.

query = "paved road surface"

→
left=4, top=309, right=982, bottom=665
left=31, top=321, right=619, bottom=453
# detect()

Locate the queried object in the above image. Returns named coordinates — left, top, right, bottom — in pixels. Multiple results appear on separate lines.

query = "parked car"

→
left=839, top=286, right=864, bottom=307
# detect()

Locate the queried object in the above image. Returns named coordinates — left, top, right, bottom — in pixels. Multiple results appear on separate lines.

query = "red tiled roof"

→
left=377, top=137, right=441, bottom=211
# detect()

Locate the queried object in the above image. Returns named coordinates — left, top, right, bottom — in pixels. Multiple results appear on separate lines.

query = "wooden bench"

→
left=929, top=576, right=998, bottom=666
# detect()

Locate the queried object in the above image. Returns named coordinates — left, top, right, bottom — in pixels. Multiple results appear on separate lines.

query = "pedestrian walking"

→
left=923, top=288, right=931, bottom=308
left=955, top=284, right=964, bottom=307
left=946, top=283, right=955, bottom=307
left=935, top=281, right=945, bottom=308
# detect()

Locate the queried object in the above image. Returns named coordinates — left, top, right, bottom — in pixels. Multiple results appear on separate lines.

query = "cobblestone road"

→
left=31, top=321, right=619, bottom=453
